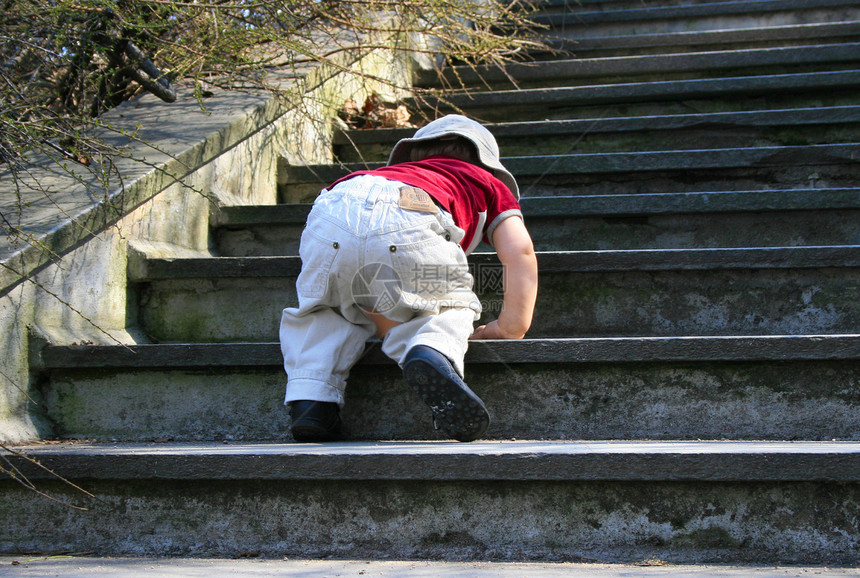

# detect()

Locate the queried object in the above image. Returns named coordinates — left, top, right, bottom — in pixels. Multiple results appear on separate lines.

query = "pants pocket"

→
left=389, top=231, right=473, bottom=305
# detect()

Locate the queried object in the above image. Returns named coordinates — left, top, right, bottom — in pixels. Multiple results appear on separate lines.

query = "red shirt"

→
left=330, top=156, right=522, bottom=253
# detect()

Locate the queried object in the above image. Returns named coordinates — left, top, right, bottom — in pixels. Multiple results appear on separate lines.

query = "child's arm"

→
left=469, top=216, right=538, bottom=340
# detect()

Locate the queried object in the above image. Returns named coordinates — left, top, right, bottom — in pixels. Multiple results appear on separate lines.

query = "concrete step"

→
left=533, top=0, right=860, bottom=14
left=280, top=143, right=860, bottom=202
left=216, top=188, right=860, bottom=256
left=12, top=0, right=860, bottom=565
left=5, top=440, right=859, bottom=561
left=546, top=21, right=860, bottom=57
left=36, top=335, right=860, bottom=441
left=5, top=559, right=856, bottom=576
left=531, top=0, right=860, bottom=16
left=12, top=440, right=860, bottom=482
left=334, top=106, right=860, bottom=162
left=518, top=188, right=860, bottom=251
left=131, top=246, right=860, bottom=341
left=417, top=43, right=860, bottom=89
left=408, top=70, right=860, bottom=124
left=529, top=0, right=860, bottom=39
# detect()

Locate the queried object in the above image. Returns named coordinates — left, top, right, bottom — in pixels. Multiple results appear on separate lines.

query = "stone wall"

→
left=0, top=46, right=415, bottom=443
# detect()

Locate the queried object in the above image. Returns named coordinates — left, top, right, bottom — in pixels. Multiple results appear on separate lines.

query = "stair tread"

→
left=521, top=188, right=860, bottom=216
left=284, top=143, right=860, bottom=184
left=13, top=0, right=860, bottom=562
left=549, top=21, right=860, bottom=53
left=531, top=0, right=860, bottom=25
left=334, top=106, right=860, bottom=145
left=505, top=143, right=860, bottom=174
left=419, top=43, right=860, bottom=87
left=216, top=188, right=860, bottom=227
left=11, top=439, right=860, bottom=481
left=38, top=334, right=860, bottom=369
left=130, top=245, right=860, bottom=281
left=415, top=69, right=860, bottom=111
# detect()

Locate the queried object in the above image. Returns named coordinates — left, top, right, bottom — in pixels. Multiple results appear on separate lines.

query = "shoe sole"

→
left=403, top=358, right=490, bottom=442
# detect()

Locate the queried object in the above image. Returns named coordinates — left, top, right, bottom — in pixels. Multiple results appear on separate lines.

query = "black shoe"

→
left=290, top=400, right=344, bottom=442
left=402, top=345, right=489, bottom=442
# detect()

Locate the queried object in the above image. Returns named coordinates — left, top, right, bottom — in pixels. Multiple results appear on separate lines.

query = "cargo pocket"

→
left=296, top=227, right=339, bottom=299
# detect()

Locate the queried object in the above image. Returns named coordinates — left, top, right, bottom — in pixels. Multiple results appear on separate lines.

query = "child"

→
left=280, top=114, right=538, bottom=442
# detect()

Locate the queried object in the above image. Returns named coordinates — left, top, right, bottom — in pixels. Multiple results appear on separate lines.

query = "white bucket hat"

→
left=387, top=114, right=520, bottom=199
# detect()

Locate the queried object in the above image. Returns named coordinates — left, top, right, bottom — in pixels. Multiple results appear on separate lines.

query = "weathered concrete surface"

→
left=138, top=276, right=296, bottom=342
left=9, top=440, right=860, bottom=481
left=281, top=142, right=860, bottom=201
left=3, top=558, right=858, bottom=577
left=134, top=266, right=860, bottom=340
left=0, top=83, right=283, bottom=442
left=411, top=70, right=860, bottom=123
left=211, top=190, right=860, bottom=255
left=543, top=21, right=860, bottom=60
left=128, top=247, right=860, bottom=342
left=0, top=45, right=414, bottom=443
left=216, top=209, right=860, bottom=255
left=523, top=210, right=860, bottom=252
left=287, top=144, right=860, bottom=181
left=518, top=0, right=860, bottom=45
left=4, top=0, right=860, bottom=565
left=38, top=352, right=860, bottom=441
left=336, top=107, right=860, bottom=160
left=1, top=463, right=858, bottom=562
left=424, top=43, right=860, bottom=89
left=37, top=335, right=860, bottom=368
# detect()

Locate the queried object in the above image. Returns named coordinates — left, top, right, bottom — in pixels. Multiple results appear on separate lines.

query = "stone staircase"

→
left=7, top=0, right=860, bottom=564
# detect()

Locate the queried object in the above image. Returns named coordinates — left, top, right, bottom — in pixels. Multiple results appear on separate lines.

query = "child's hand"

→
left=469, top=216, right=537, bottom=341
left=469, top=320, right=526, bottom=340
